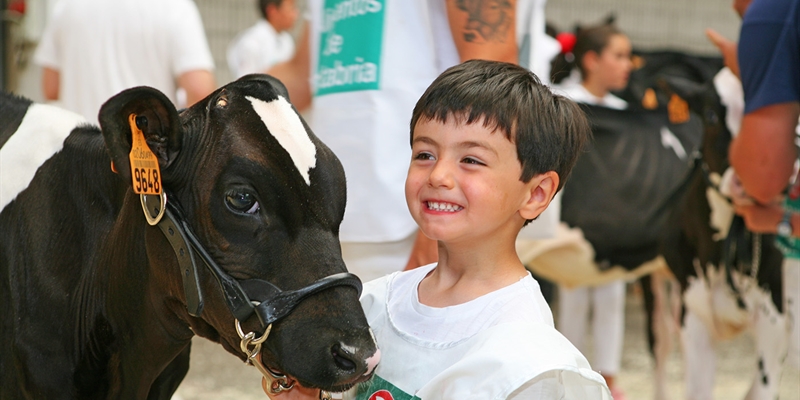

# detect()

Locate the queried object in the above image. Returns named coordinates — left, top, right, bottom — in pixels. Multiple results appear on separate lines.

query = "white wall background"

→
left=544, top=0, right=742, bottom=54
left=10, top=0, right=739, bottom=100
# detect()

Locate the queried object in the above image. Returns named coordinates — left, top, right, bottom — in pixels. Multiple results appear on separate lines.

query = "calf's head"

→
left=657, top=75, right=732, bottom=175
left=98, top=74, right=378, bottom=391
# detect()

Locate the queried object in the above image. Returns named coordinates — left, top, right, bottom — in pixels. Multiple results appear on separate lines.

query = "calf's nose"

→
left=331, top=342, right=381, bottom=377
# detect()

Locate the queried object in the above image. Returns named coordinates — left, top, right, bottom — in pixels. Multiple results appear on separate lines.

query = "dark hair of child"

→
left=410, top=59, right=590, bottom=193
left=551, top=18, right=622, bottom=84
left=258, top=0, right=283, bottom=20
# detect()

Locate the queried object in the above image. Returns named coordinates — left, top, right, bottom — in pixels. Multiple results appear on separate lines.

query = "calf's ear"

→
left=98, top=86, right=182, bottom=183
left=237, top=73, right=291, bottom=101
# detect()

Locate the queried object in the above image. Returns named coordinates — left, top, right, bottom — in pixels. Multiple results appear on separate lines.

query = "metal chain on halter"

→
left=236, top=320, right=333, bottom=400
left=734, top=232, right=762, bottom=294
left=750, top=233, right=761, bottom=280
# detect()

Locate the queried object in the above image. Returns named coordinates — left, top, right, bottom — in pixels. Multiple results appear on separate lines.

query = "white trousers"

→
left=557, top=280, right=626, bottom=376
left=340, top=233, right=416, bottom=283
left=785, top=258, right=800, bottom=370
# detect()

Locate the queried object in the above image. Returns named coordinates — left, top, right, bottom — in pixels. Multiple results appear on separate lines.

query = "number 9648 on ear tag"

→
left=128, top=114, right=162, bottom=195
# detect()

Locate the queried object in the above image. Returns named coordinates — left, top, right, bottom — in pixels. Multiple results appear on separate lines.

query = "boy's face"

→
left=405, top=117, right=533, bottom=245
left=268, top=0, right=299, bottom=32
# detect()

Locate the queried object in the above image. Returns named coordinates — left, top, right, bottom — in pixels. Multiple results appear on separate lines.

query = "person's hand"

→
left=260, top=376, right=322, bottom=399
left=720, top=167, right=754, bottom=206
left=734, top=202, right=784, bottom=234
left=705, top=28, right=739, bottom=78
left=256, top=353, right=322, bottom=399
left=404, top=229, right=438, bottom=271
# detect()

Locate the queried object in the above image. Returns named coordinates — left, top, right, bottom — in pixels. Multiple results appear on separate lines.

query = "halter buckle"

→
left=141, top=192, right=166, bottom=226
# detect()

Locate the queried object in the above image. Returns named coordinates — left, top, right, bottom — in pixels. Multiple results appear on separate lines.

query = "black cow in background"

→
left=548, top=21, right=716, bottom=275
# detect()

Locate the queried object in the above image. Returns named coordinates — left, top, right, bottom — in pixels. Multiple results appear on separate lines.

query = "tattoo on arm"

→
left=456, top=0, right=513, bottom=43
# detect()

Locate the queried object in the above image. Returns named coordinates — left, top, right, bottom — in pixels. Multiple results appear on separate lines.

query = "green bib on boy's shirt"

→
left=778, top=195, right=800, bottom=259
left=354, top=375, right=420, bottom=400
left=315, top=0, right=386, bottom=96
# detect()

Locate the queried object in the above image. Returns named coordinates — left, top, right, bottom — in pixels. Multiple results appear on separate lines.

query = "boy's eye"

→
left=414, top=152, right=435, bottom=161
left=462, top=157, right=485, bottom=165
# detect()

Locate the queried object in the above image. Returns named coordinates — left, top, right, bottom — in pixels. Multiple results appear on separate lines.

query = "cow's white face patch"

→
left=246, top=96, right=316, bottom=186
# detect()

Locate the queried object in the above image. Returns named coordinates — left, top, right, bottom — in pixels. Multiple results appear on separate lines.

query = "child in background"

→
left=260, top=60, right=611, bottom=399
left=552, top=21, right=633, bottom=400
left=227, top=0, right=298, bottom=79
left=554, top=22, right=632, bottom=110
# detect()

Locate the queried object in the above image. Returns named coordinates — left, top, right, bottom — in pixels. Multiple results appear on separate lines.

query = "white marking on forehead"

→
left=246, top=95, right=317, bottom=186
left=1, top=103, right=87, bottom=210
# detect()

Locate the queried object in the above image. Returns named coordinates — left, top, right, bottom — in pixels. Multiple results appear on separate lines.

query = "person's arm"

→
left=178, top=69, right=216, bottom=107
left=42, top=67, right=60, bottom=101
left=729, top=101, right=800, bottom=204
left=259, top=376, right=321, bottom=399
left=735, top=201, right=800, bottom=237
left=267, top=22, right=312, bottom=111
left=445, top=0, right=518, bottom=63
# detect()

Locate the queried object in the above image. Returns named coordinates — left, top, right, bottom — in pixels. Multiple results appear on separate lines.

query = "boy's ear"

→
left=520, top=171, right=559, bottom=221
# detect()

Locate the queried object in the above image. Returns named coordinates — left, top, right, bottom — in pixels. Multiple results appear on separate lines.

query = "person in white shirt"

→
left=33, top=0, right=216, bottom=125
left=227, top=0, right=298, bottom=80
left=551, top=21, right=634, bottom=400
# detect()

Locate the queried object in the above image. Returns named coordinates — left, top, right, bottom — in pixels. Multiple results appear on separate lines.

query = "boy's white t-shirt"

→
left=349, top=264, right=611, bottom=400
left=389, top=263, right=554, bottom=343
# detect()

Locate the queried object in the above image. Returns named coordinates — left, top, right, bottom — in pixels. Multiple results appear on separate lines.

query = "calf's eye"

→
left=225, top=191, right=260, bottom=214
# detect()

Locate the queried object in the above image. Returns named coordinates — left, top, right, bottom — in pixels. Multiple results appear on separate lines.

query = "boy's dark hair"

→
left=410, top=59, right=590, bottom=193
left=258, top=0, right=283, bottom=20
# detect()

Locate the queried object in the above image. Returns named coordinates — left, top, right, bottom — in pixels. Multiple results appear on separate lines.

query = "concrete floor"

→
left=172, top=286, right=800, bottom=400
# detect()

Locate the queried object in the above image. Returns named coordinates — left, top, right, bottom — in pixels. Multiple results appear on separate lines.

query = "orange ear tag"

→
left=128, top=114, right=162, bottom=195
left=642, top=88, right=658, bottom=110
left=668, top=94, right=690, bottom=124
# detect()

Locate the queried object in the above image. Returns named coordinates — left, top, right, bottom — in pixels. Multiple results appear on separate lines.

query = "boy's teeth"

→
left=427, top=201, right=462, bottom=212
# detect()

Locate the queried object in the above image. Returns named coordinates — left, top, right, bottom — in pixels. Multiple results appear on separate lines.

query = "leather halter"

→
left=141, top=193, right=362, bottom=330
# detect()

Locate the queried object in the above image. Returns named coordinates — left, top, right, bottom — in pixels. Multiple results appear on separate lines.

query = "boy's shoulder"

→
left=413, top=321, right=611, bottom=399
left=361, top=266, right=554, bottom=337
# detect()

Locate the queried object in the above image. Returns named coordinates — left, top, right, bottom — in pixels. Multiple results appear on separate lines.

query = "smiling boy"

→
left=347, top=60, right=611, bottom=399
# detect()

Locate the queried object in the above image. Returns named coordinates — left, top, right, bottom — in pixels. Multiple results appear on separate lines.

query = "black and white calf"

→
left=0, top=75, right=379, bottom=399
left=648, top=72, right=788, bottom=400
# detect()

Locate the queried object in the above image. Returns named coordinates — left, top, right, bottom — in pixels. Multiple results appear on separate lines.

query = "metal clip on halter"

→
left=236, top=319, right=332, bottom=399
left=236, top=319, right=292, bottom=393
